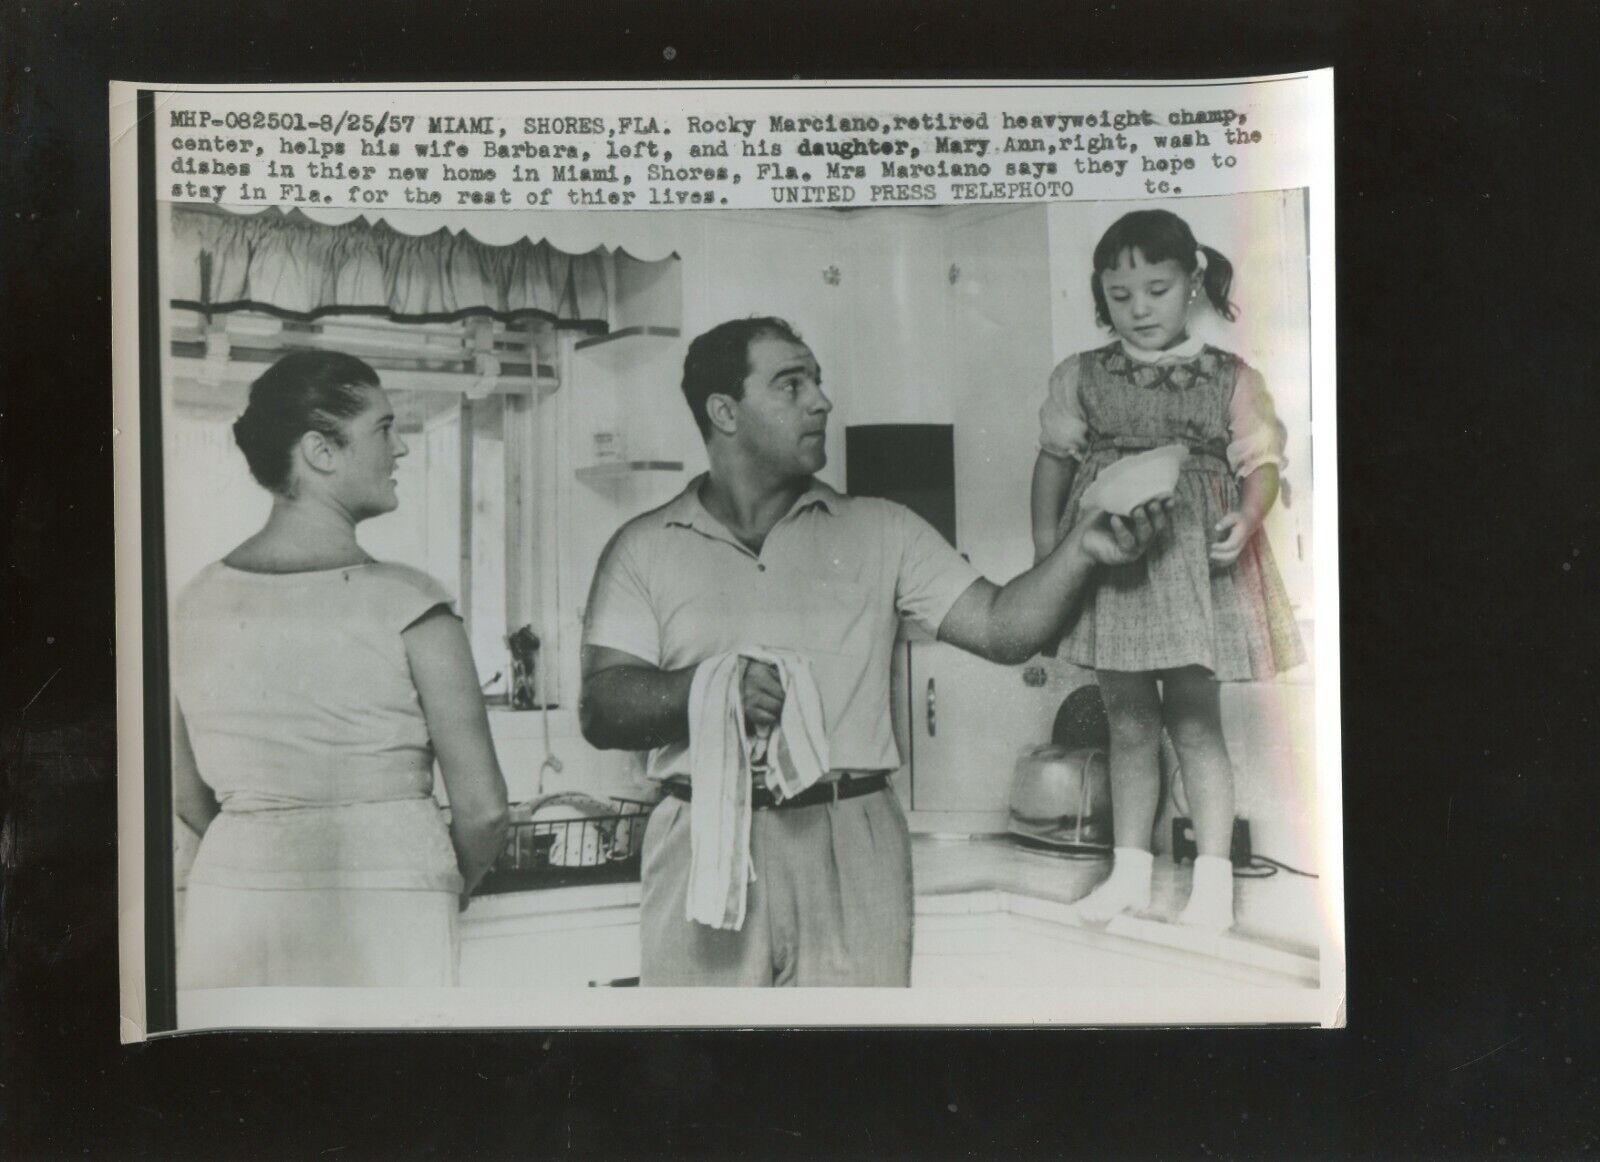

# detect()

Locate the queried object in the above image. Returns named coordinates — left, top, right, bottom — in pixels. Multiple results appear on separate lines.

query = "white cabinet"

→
left=459, top=893, right=641, bottom=988
left=891, top=640, right=1094, bottom=827
left=943, top=205, right=1056, bottom=583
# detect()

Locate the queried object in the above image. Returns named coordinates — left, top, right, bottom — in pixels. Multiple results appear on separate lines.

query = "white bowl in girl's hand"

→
left=1081, top=444, right=1189, bottom=516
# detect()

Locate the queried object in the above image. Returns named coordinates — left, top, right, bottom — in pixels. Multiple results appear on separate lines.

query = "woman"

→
left=172, top=350, right=509, bottom=988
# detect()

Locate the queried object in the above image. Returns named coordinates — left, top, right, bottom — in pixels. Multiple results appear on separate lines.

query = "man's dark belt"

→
left=662, top=772, right=889, bottom=811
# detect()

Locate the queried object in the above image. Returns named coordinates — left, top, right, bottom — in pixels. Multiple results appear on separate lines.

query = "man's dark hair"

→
left=680, top=317, right=805, bottom=439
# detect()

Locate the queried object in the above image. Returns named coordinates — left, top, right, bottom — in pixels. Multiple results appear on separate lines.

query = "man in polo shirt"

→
left=580, top=317, right=1171, bottom=987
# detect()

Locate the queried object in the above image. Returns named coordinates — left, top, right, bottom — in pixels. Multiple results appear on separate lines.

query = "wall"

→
left=162, top=412, right=272, bottom=593
left=941, top=205, right=1056, bottom=577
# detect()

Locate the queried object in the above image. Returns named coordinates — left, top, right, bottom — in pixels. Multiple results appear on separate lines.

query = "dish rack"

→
left=476, top=795, right=655, bottom=894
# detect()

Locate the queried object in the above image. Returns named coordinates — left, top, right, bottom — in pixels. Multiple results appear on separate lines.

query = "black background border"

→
left=4, top=2, right=1598, bottom=1156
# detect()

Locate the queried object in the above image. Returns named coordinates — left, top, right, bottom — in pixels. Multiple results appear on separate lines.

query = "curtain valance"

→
left=169, top=206, right=625, bottom=326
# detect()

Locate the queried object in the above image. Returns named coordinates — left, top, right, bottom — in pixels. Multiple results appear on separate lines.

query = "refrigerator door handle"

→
left=926, top=677, right=937, bottom=737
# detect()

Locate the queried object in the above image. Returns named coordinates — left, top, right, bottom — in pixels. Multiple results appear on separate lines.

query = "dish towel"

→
left=685, top=649, right=831, bottom=930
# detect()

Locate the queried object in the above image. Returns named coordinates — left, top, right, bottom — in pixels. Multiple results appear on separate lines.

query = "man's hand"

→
left=936, top=495, right=1176, bottom=666
left=741, top=659, right=785, bottom=733
left=1076, top=496, right=1175, bottom=566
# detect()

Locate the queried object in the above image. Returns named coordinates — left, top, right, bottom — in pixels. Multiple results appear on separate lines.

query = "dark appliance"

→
left=845, top=423, right=957, bottom=547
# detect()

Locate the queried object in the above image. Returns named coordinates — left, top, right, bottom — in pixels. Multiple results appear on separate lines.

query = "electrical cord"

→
left=1017, top=840, right=1320, bottom=877
left=1159, top=744, right=1320, bottom=880
left=1032, top=848, right=1112, bottom=861
left=1232, top=854, right=1320, bottom=879
left=1231, top=861, right=1278, bottom=879
left=1012, top=835, right=1115, bottom=861
left=1248, top=854, right=1318, bottom=878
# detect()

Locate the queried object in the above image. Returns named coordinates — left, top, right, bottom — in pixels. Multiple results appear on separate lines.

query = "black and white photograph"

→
left=112, top=77, right=1342, bottom=1032
left=20, top=0, right=1600, bottom=1146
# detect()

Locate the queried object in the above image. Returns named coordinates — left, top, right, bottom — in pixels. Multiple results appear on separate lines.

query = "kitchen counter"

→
left=911, top=835, right=1323, bottom=959
left=459, top=833, right=1326, bottom=989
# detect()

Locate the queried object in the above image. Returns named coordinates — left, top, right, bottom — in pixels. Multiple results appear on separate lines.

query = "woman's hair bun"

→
left=232, top=349, right=380, bottom=493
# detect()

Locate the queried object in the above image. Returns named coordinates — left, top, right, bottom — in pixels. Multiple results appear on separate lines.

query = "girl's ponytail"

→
left=1196, top=243, right=1237, bottom=322
left=1090, top=211, right=1241, bottom=327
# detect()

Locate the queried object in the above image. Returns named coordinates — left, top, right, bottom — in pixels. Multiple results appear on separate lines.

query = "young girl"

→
left=1031, top=209, right=1304, bottom=931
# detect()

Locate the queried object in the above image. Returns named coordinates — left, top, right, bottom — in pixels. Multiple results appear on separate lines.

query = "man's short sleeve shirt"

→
left=583, top=475, right=981, bottom=780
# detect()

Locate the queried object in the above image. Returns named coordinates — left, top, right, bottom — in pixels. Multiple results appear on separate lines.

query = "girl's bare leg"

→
left=1162, top=666, right=1237, bottom=929
left=1073, top=670, right=1162, bottom=922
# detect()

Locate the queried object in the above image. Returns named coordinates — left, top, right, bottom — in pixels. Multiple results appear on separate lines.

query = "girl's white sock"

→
left=1178, top=854, right=1236, bottom=931
left=1073, top=847, right=1153, bottom=923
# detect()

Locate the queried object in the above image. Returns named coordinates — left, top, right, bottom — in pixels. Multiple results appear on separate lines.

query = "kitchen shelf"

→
left=575, top=460, right=685, bottom=484
left=573, top=325, right=681, bottom=355
left=167, top=353, right=558, bottom=398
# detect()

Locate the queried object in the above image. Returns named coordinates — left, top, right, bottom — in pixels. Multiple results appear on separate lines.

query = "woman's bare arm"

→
left=172, top=705, right=219, bottom=838
left=404, top=608, right=510, bottom=900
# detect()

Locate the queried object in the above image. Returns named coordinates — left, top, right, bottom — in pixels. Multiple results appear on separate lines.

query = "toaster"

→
left=1007, top=744, right=1113, bottom=852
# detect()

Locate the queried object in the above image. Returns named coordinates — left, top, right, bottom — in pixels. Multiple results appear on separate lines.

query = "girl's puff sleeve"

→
left=1225, top=362, right=1289, bottom=479
left=1038, top=355, right=1089, bottom=461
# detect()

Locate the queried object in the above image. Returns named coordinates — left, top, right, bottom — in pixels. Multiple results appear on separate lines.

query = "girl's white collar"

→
left=1119, top=334, right=1206, bottom=362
